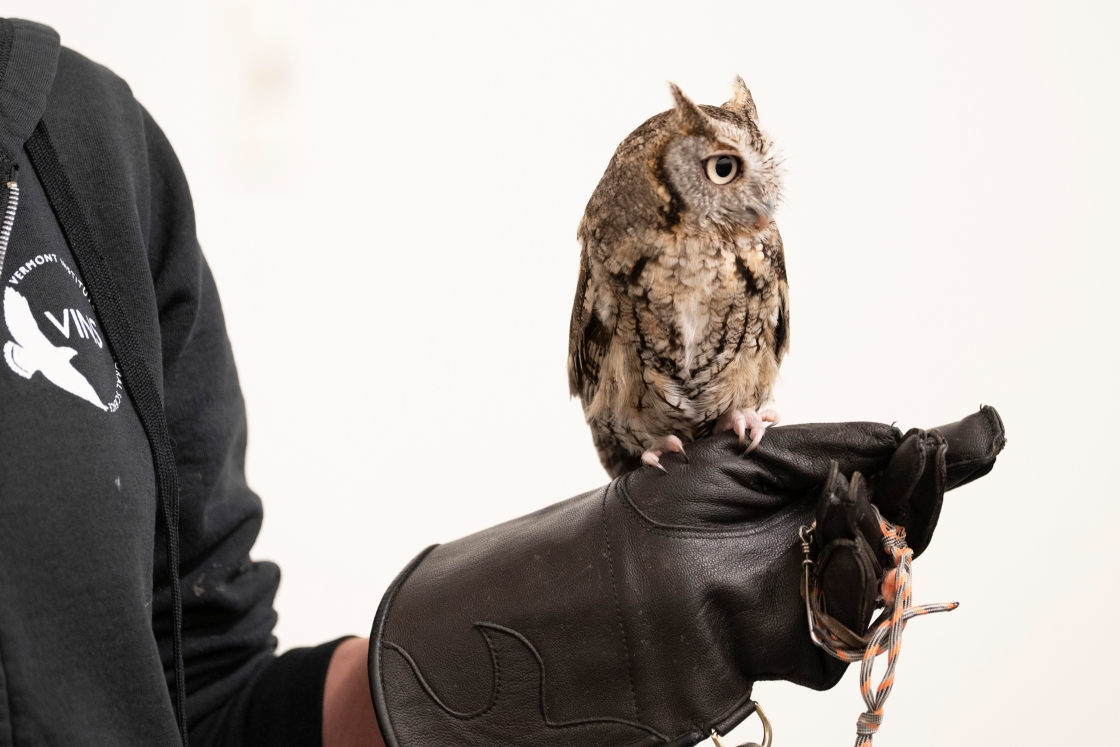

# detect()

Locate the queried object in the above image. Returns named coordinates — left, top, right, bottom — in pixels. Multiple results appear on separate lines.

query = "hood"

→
left=0, top=19, right=60, bottom=169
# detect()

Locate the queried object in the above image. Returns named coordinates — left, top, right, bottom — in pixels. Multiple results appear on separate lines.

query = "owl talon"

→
left=717, top=408, right=781, bottom=454
left=745, top=428, right=765, bottom=454
left=642, top=435, right=687, bottom=473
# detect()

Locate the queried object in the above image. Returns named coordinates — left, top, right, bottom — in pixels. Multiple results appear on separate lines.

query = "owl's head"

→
left=582, top=78, right=782, bottom=248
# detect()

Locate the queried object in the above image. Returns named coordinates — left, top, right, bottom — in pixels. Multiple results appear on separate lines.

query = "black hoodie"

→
left=0, top=18, right=341, bottom=747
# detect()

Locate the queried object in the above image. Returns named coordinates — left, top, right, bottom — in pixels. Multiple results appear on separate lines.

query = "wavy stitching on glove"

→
left=383, top=635, right=499, bottom=720
left=384, top=623, right=669, bottom=740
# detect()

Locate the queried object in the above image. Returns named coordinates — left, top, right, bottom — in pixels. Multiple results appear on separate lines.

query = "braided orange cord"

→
left=801, top=512, right=959, bottom=746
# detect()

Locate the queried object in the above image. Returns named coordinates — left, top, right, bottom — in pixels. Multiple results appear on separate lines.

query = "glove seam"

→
left=601, top=486, right=642, bottom=724
left=617, top=478, right=810, bottom=538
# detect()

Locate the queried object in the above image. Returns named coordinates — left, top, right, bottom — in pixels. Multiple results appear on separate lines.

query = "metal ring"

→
left=709, top=700, right=772, bottom=747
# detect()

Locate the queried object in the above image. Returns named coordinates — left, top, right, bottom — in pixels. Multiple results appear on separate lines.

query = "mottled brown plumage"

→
left=568, top=78, right=790, bottom=478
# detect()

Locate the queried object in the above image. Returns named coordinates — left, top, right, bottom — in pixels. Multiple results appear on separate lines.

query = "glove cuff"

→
left=368, top=545, right=438, bottom=747
left=364, top=483, right=767, bottom=747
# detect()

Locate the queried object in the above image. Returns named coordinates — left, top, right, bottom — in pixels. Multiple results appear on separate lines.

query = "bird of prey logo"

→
left=3, top=286, right=108, bottom=411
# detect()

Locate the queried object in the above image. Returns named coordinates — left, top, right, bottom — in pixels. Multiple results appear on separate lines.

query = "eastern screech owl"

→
left=568, top=78, right=789, bottom=478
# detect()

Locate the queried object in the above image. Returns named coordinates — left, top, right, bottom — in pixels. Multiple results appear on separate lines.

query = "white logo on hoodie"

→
left=3, top=286, right=109, bottom=410
left=2, top=252, right=122, bottom=413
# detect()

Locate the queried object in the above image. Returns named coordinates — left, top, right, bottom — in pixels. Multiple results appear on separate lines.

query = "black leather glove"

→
left=369, top=407, right=1005, bottom=747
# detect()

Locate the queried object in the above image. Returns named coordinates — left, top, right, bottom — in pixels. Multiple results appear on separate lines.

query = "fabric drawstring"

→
left=160, top=475, right=188, bottom=744
left=801, top=511, right=957, bottom=746
left=26, top=122, right=190, bottom=746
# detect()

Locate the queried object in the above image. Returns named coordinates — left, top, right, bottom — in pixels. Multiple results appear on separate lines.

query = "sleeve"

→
left=139, top=107, right=348, bottom=746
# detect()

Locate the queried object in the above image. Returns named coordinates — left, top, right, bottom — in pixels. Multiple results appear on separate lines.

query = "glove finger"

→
left=815, top=463, right=851, bottom=545
left=817, top=540, right=880, bottom=640
left=904, top=432, right=946, bottom=558
left=933, top=405, right=1007, bottom=490
left=873, top=428, right=927, bottom=525
left=814, top=468, right=883, bottom=640
left=816, top=464, right=889, bottom=569
left=875, top=429, right=947, bottom=558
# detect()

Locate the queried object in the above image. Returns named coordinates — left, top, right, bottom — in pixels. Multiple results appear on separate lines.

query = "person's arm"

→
left=139, top=103, right=370, bottom=746
left=323, top=638, right=383, bottom=747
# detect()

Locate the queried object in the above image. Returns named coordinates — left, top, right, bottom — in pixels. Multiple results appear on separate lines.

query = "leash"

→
left=799, top=511, right=958, bottom=746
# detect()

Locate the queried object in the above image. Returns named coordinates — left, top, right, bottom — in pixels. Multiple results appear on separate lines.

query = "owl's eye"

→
left=704, top=155, right=740, bottom=185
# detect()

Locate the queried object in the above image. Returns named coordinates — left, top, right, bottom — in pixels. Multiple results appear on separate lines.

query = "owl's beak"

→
left=753, top=200, right=774, bottom=231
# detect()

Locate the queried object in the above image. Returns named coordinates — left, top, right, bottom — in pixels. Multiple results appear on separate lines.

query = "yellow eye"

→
left=704, top=155, right=740, bottom=185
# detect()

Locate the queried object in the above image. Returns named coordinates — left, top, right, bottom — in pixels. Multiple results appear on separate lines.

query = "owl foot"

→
left=717, top=408, right=780, bottom=454
left=641, top=435, right=688, bottom=473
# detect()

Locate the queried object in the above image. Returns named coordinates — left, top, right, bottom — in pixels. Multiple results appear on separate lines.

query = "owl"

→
left=568, top=78, right=790, bottom=478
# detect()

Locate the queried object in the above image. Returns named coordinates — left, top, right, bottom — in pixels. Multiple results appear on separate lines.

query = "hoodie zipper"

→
left=0, top=177, right=19, bottom=278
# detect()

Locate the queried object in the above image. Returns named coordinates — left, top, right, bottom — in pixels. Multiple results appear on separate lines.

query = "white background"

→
left=6, top=1, right=1118, bottom=744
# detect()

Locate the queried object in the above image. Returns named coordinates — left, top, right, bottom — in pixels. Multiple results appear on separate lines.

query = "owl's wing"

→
left=768, top=230, right=790, bottom=364
left=567, top=250, right=613, bottom=400
left=775, top=277, right=790, bottom=363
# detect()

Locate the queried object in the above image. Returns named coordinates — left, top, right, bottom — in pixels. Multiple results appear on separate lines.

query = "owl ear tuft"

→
left=723, top=76, right=760, bottom=128
left=669, top=83, right=714, bottom=136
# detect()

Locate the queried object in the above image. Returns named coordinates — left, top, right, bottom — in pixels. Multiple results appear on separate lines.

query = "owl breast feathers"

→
left=568, top=78, right=790, bottom=478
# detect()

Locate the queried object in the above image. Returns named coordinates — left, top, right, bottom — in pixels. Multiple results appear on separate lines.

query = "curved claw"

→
left=718, top=408, right=781, bottom=454
left=641, top=435, right=687, bottom=473
left=744, top=426, right=766, bottom=454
